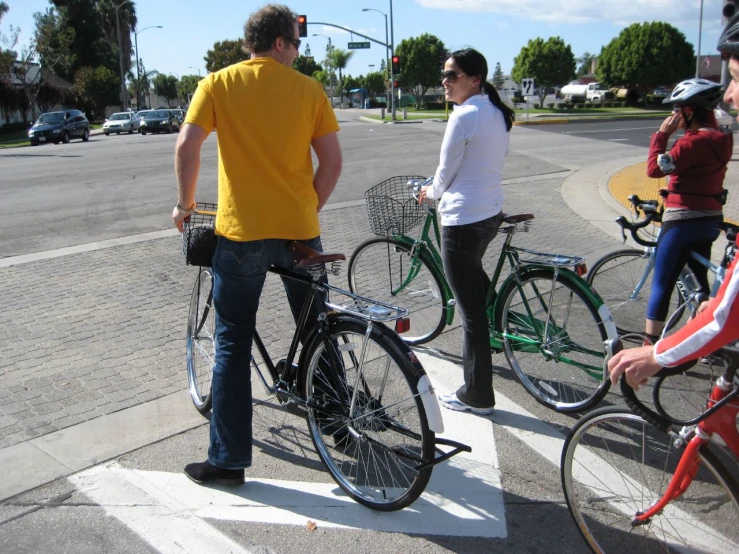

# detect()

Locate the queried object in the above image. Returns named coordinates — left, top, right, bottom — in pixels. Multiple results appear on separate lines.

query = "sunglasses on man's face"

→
left=441, top=70, right=465, bottom=83
left=284, top=37, right=301, bottom=50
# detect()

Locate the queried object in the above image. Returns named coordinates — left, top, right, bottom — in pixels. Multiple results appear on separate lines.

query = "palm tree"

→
left=96, top=0, right=138, bottom=75
left=327, top=48, right=354, bottom=107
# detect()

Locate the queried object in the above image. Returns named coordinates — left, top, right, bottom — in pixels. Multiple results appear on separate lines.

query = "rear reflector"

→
left=395, top=317, right=410, bottom=334
left=575, top=263, right=587, bottom=277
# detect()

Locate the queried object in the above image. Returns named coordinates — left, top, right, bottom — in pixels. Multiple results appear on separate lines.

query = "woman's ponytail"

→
left=483, top=81, right=515, bottom=131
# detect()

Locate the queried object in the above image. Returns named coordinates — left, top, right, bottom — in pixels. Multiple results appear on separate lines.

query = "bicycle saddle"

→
left=502, top=213, right=534, bottom=224
left=718, top=221, right=739, bottom=243
left=289, top=241, right=346, bottom=268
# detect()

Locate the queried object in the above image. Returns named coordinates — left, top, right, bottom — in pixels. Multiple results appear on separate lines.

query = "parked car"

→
left=28, top=110, right=90, bottom=146
left=170, top=108, right=185, bottom=125
left=103, top=112, right=140, bottom=135
left=140, top=109, right=181, bottom=135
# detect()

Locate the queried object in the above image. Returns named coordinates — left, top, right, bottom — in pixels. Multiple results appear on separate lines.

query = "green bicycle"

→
left=348, top=176, right=618, bottom=412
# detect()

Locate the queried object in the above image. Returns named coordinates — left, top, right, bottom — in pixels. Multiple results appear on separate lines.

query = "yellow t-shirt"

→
left=185, top=58, right=340, bottom=241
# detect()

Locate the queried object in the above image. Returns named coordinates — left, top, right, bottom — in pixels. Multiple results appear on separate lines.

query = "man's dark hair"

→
left=242, top=4, right=297, bottom=54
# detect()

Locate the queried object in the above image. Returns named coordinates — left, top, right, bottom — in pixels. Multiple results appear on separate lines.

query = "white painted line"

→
left=564, top=126, right=658, bottom=134
left=608, top=138, right=629, bottom=142
left=69, top=370, right=506, bottom=539
left=69, top=463, right=253, bottom=554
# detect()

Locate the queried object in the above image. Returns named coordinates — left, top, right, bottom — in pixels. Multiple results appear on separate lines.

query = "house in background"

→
left=1, top=61, right=74, bottom=125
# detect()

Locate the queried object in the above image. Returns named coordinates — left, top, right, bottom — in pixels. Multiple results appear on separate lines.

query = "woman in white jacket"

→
left=419, top=48, right=515, bottom=415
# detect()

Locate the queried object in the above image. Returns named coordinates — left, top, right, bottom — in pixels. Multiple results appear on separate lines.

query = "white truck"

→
left=559, top=82, right=615, bottom=103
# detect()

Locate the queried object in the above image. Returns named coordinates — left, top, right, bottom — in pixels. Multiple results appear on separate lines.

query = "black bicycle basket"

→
left=182, top=202, right=217, bottom=267
left=365, top=175, right=430, bottom=236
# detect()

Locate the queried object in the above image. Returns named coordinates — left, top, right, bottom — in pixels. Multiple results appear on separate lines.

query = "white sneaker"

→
left=438, top=392, right=495, bottom=415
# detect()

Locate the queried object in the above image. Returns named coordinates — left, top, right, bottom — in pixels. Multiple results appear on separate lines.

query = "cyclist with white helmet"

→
left=610, top=14, right=739, bottom=388
left=641, top=78, right=732, bottom=345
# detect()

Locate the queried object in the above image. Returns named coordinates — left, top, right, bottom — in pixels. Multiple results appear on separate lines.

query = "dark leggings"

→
left=646, top=217, right=722, bottom=322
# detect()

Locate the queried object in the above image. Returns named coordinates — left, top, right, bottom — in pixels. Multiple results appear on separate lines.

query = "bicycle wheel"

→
left=186, top=268, right=215, bottom=414
left=301, top=317, right=434, bottom=511
left=348, top=237, right=447, bottom=345
left=498, top=268, right=609, bottom=412
left=587, top=249, right=685, bottom=339
left=561, top=406, right=739, bottom=553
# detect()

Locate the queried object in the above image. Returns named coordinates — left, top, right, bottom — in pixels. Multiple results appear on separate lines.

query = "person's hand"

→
left=172, top=205, right=189, bottom=233
left=417, top=186, right=431, bottom=205
left=608, top=345, right=662, bottom=391
left=659, top=113, right=681, bottom=135
left=696, top=300, right=710, bottom=315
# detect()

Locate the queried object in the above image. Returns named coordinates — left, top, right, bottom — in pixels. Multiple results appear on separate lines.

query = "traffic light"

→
left=393, top=80, right=399, bottom=88
left=391, top=55, right=400, bottom=75
left=439, top=49, right=448, bottom=70
left=298, top=15, right=307, bottom=37
left=723, top=1, right=738, bottom=23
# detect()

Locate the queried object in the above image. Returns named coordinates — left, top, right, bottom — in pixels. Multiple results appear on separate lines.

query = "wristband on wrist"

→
left=176, top=201, right=197, bottom=215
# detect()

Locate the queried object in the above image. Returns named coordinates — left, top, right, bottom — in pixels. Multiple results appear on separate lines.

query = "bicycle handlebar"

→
left=407, top=177, right=434, bottom=202
left=613, top=195, right=661, bottom=247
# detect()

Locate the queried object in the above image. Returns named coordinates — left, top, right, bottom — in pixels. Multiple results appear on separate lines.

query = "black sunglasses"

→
left=441, top=70, right=465, bottom=83
left=283, top=37, right=301, bottom=50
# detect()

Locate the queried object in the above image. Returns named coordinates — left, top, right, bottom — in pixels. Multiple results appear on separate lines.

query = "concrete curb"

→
left=514, top=119, right=569, bottom=126
left=357, top=116, right=425, bottom=124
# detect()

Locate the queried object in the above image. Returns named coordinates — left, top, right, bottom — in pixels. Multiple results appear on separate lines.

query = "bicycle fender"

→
left=417, top=374, right=444, bottom=433
left=493, top=265, right=618, bottom=341
left=381, top=235, right=456, bottom=325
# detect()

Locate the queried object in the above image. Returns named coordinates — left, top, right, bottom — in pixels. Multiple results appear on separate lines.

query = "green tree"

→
left=177, top=74, right=200, bottom=104
left=74, top=65, right=118, bottom=120
left=597, top=22, right=694, bottom=94
left=395, top=33, right=446, bottom=108
left=492, top=62, right=504, bottom=89
left=204, top=39, right=249, bottom=73
left=152, top=73, right=178, bottom=106
left=511, top=36, right=576, bottom=105
left=0, top=1, right=18, bottom=82
left=326, top=48, right=353, bottom=106
left=577, top=52, right=596, bottom=77
left=363, top=71, right=385, bottom=98
left=95, top=0, right=137, bottom=75
left=293, top=54, right=321, bottom=76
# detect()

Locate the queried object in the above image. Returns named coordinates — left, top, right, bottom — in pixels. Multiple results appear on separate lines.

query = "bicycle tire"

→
left=587, top=249, right=685, bottom=339
left=561, top=406, right=739, bottom=553
left=497, top=268, right=609, bottom=412
left=348, top=237, right=447, bottom=345
left=186, top=268, right=215, bottom=414
left=301, top=316, right=434, bottom=511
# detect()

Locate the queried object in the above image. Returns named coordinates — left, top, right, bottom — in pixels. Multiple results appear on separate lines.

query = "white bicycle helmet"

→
left=662, top=79, right=723, bottom=108
left=718, top=11, right=739, bottom=56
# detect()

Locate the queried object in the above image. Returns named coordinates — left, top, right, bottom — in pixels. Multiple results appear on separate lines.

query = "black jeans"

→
left=441, top=212, right=503, bottom=408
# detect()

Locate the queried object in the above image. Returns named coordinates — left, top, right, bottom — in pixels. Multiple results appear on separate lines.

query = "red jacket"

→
left=647, top=129, right=732, bottom=212
left=655, top=248, right=739, bottom=366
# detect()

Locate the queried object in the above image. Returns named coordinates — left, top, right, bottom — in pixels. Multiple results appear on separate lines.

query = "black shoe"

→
left=184, top=460, right=244, bottom=486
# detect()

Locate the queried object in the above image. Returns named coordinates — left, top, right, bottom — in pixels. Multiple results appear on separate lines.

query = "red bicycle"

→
left=561, top=338, right=739, bottom=553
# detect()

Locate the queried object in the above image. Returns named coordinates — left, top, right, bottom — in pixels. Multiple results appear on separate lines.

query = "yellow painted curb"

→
left=514, top=119, right=569, bottom=126
left=609, top=162, right=738, bottom=225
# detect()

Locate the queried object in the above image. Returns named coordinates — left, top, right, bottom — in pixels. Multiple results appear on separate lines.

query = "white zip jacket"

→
left=425, top=94, right=510, bottom=226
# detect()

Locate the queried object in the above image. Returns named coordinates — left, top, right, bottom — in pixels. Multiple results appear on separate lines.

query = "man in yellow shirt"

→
left=172, top=4, right=342, bottom=486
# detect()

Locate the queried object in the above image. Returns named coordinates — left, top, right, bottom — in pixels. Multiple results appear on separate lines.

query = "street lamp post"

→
left=134, top=25, right=163, bottom=110
left=313, top=34, right=334, bottom=104
left=188, top=66, right=202, bottom=77
left=362, top=6, right=392, bottom=118
left=115, top=0, right=132, bottom=111
left=696, top=0, right=704, bottom=78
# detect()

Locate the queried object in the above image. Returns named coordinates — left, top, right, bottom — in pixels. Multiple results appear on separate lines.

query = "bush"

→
left=368, top=99, right=387, bottom=108
left=422, top=101, right=448, bottom=110
left=0, top=121, right=32, bottom=134
left=532, top=103, right=540, bottom=109
left=546, top=102, right=555, bottom=109
left=601, top=101, right=612, bottom=108
left=621, top=101, right=628, bottom=108
left=575, top=103, right=584, bottom=109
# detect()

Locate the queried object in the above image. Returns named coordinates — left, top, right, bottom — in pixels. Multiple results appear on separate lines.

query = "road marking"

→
left=69, top=361, right=506, bottom=540
left=563, top=126, right=657, bottom=134
left=608, top=138, right=629, bottom=142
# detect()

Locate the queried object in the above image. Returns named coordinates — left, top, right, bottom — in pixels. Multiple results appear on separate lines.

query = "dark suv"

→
left=28, top=110, right=91, bottom=146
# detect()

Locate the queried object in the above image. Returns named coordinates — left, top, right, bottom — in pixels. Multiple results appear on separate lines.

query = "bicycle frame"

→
left=632, top=378, right=739, bottom=525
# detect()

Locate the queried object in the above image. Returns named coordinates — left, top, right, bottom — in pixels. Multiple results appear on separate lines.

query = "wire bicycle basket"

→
left=182, top=201, right=217, bottom=267
left=364, top=175, right=430, bottom=236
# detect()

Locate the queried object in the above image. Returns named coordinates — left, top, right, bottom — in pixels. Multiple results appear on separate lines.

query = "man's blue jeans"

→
left=209, top=235, right=326, bottom=469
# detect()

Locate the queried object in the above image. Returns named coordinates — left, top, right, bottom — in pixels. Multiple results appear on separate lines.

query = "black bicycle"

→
left=183, top=204, right=469, bottom=511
